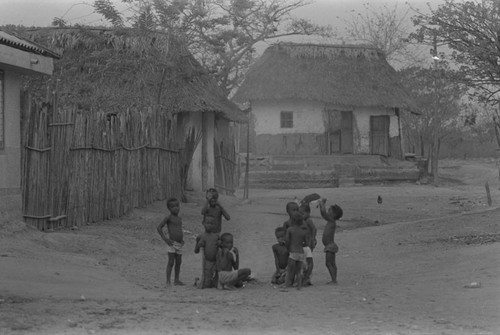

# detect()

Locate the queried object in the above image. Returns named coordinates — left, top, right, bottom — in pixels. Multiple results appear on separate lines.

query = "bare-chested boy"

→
left=201, top=188, right=230, bottom=234
left=285, top=211, right=310, bottom=290
left=283, top=201, right=299, bottom=230
left=271, top=226, right=289, bottom=285
left=216, top=233, right=251, bottom=290
left=299, top=203, right=317, bottom=286
left=194, top=216, right=220, bottom=288
left=319, top=198, right=343, bottom=285
left=157, top=198, right=185, bottom=287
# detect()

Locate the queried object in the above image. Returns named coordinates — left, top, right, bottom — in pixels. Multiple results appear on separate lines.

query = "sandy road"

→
left=1, top=159, right=500, bottom=334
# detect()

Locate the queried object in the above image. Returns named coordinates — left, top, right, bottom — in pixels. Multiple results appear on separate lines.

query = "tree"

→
left=400, top=62, right=465, bottom=183
left=412, top=0, right=500, bottom=148
left=343, top=2, right=425, bottom=68
left=92, top=0, right=332, bottom=96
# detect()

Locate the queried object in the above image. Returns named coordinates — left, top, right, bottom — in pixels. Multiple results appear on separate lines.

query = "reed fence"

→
left=21, top=91, right=182, bottom=230
left=214, top=120, right=239, bottom=195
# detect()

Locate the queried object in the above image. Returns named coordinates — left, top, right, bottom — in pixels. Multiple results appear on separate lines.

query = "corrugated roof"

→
left=233, top=42, right=418, bottom=112
left=0, top=30, right=61, bottom=59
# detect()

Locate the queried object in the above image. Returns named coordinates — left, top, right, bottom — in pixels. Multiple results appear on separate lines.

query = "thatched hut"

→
left=24, top=27, right=246, bottom=194
left=233, top=42, right=417, bottom=159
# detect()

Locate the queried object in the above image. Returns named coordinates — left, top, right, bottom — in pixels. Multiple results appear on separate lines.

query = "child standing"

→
left=194, top=216, right=220, bottom=288
left=282, top=201, right=299, bottom=230
left=201, top=188, right=230, bottom=234
left=271, top=226, right=289, bottom=285
left=216, top=233, right=252, bottom=290
left=157, top=197, right=185, bottom=286
left=285, top=211, right=310, bottom=290
left=319, top=198, right=343, bottom=285
left=299, top=203, right=317, bottom=286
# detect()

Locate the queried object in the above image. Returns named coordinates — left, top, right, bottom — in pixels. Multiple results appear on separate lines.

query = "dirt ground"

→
left=1, top=159, right=500, bottom=335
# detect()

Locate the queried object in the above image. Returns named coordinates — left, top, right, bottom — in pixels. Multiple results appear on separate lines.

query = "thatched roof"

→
left=23, top=27, right=246, bottom=122
left=233, top=43, right=417, bottom=112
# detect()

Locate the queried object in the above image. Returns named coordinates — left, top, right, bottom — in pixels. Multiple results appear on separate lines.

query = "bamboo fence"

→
left=21, top=91, right=182, bottom=230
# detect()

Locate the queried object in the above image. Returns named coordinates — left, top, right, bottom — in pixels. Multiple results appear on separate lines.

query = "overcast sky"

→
left=0, top=0, right=442, bottom=28
left=0, top=0, right=443, bottom=66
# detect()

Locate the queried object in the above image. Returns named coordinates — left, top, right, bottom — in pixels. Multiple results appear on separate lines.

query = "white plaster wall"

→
left=185, top=112, right=202, bottom=191
left=205, top=112, right=215, bottom=189
left=184, top=112, right=215, bottom=192
left=0, top=70, right=21, bottom=191
left=354, top=106, right=398, bottom=153
left=252, top=99, right=325, bottom=135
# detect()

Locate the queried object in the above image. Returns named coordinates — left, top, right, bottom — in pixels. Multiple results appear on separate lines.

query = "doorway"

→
left=370, top=115, right=390, bottom=156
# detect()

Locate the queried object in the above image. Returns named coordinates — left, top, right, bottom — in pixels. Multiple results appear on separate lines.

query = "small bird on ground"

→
left=377, top=195, right=383, bottom=204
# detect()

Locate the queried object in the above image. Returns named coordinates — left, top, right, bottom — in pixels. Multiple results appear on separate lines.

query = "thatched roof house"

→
left=233, top=42, right=417, bottom=158
left=233, top=42, right=416, bottom=111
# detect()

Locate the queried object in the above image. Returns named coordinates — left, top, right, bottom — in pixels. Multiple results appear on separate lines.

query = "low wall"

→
left=240, top=155, right=421, bottom=189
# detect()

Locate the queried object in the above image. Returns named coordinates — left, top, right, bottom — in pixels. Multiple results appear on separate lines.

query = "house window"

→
left=280, top=111, right=293, bottom=128
left=0, top=70, right=4, bottom=150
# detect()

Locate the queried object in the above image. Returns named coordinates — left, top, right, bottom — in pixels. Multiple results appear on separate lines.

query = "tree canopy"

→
left=344, top=2, right=424, bottom=68
left=412, top=0, right=500, bottom=105
left=91, top=0, right=332, bottom=96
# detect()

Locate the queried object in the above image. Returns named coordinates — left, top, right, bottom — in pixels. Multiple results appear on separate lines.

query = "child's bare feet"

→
left=326, top=281, right=338, bottom=285
left=174, top=280, right=185, bottom=286
left=166, top=281, right=172, bottom=287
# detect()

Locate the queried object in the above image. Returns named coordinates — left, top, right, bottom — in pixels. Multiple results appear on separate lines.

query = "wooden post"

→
left=485, top=181, right=492, bottom=206
left=243, top=103, right=251, bottom=199
left=202, top=113, right=208, bottom=191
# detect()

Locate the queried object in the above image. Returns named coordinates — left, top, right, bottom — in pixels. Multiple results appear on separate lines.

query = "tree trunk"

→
left=494, top=109, right=500, bottom=148
left=420, top=134, right=425, bottom=157
left=431, top=137, right=440, bottom=185
left=426, top=142, right=432, bottom=175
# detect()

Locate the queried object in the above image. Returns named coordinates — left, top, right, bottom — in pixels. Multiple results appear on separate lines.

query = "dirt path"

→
left=1, top=159, right=499, bottom=334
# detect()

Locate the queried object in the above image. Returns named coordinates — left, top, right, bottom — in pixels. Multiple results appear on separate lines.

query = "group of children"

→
left=272, top=197, right=343, bottom=290
left=157, top=188, right=342, bottom=291
left=157, top=188, right=251, bottom=290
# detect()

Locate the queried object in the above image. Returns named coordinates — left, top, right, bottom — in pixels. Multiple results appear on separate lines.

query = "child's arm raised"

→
left=319, top=198, right=333, bottom=222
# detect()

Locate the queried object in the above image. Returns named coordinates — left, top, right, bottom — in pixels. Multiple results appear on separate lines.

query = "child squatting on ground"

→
left=194, top=216, right=220, bottom=288
left=216, top=232, right=252, bottom=290
left=319, top=198, right=343, bottom=285
left=271, top=226, right=289, bottom=285
left=156, top=197, right=185, bottom=287
left=285, top=211, right=310, bottom=290
left=201, top=188, right=230, bottom=234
